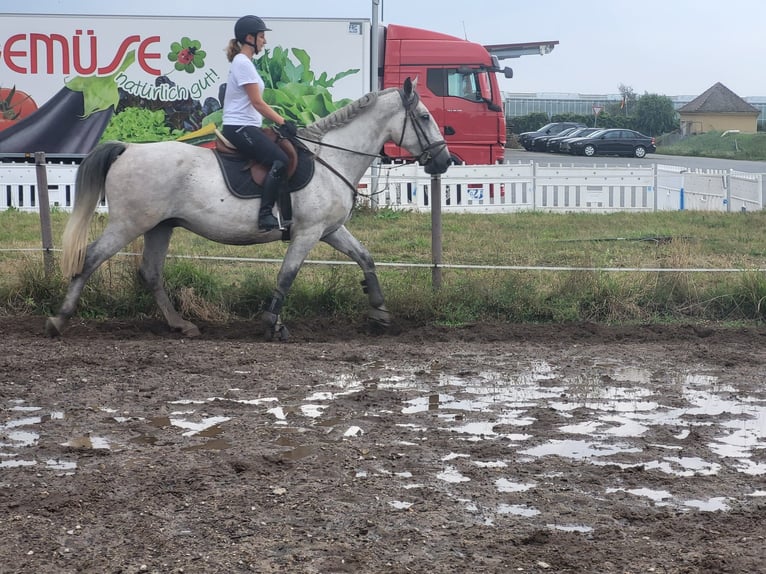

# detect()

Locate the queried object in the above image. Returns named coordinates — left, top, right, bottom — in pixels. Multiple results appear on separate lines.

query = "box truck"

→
left=0, top=14, right=512, bottom=164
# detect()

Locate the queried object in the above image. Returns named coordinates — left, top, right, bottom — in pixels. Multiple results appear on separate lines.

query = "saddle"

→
left=212, top=128, right=315, bottom=199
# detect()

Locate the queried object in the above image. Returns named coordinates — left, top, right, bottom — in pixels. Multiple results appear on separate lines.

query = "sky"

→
left=6, top=0, right=766, bottom=98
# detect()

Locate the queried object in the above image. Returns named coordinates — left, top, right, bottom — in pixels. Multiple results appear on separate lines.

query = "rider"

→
left=222, top=15, right=297, bottom=230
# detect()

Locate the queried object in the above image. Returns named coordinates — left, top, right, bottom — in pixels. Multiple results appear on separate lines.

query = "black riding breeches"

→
left=221, top=124, right=288, bottom=166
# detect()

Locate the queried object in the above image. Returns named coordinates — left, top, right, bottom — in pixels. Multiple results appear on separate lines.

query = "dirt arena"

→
left=1, top=316, right=765, bottom=573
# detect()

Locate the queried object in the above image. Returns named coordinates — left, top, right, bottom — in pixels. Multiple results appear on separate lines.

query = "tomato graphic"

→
left=0, top=87, right=38, bottom=131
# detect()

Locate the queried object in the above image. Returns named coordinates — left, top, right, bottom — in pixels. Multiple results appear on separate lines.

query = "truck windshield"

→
left=447, top=71, right=481, bottom=102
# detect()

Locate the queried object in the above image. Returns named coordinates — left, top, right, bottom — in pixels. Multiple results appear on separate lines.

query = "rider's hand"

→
left=278, top=120, right=298, bottom=139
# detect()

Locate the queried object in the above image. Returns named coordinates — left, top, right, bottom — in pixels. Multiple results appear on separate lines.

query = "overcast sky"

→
left=7, top=1, right=766, bottom=98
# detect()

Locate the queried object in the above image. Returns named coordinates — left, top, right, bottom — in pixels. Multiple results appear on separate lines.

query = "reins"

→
left=292, top=87, right=447, bottom=199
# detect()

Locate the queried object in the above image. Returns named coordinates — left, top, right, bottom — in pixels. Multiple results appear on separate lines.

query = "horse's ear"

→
left=403, top=77, right=413, bottom=96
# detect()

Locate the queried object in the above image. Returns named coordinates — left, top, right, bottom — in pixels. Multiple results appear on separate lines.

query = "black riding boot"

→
left=259, top=161, right=285, bottom=230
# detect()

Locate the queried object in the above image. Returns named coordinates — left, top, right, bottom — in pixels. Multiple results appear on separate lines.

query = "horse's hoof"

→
left=262, top=311, right=289, bottom=342
left=45, top=317, right=64, bottom=338
left=368, top=306, right=391, bottom=327
left=182, top=325, right=201, bottom=338
left=276, top=324, right=290, bottom=342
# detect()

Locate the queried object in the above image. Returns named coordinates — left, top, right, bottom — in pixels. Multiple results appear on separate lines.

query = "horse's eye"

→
left=419, top=113, right=430, bottom=121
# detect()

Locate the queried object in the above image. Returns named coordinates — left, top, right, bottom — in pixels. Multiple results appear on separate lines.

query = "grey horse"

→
left=46, top=77, right=451, bottom=340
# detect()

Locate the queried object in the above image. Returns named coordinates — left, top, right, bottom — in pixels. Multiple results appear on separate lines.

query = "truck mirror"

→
left=503, top=67, right=513, bottom=79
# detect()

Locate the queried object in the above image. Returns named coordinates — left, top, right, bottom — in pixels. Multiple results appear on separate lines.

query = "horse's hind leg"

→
left=322, top=225, right=391, bottom=329
left=46, top=223, right=140, bottom=337
left=139, top=223, right=201, bottom=338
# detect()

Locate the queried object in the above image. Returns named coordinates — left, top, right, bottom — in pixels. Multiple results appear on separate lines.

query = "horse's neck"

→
left=314, top=111, right=392, bottom=180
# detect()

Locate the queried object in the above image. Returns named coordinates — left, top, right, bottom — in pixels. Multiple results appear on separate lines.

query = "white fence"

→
left=2, top=158, right=764, bottom=213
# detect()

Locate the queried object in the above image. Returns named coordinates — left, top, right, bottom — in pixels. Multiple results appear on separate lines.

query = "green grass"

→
left=658, top=130, right=766, bottom=161
left=2, top=209, right=766, bottom=326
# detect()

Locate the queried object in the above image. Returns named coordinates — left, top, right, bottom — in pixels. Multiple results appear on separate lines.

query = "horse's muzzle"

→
left=422, top=142, right=451, bottom=174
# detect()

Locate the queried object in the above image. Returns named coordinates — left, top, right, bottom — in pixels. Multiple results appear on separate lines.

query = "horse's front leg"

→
left=262, top=230, right=323, bottom=341
left=322, top=225, right=392, bottom=331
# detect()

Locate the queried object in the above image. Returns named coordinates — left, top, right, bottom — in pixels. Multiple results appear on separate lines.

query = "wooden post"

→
left=431, top=173, right=442, bottom=290
left=34, top=152, right=54, bottom=278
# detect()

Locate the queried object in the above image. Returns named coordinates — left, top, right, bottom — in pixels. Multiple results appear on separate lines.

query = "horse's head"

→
left=393, top=77, right=451, bottom=175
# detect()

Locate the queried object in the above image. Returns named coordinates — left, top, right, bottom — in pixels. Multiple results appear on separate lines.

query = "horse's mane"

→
left=302, top=87, right=399, bottom=139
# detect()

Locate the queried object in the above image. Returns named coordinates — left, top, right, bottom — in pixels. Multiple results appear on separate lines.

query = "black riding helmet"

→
left=234, top=15, right=271, bottom=43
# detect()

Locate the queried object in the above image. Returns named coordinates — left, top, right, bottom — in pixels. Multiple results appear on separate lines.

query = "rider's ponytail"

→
left=225, top=39, right=241, bottom=63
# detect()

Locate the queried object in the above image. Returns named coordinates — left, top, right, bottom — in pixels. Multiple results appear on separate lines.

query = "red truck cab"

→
left=381, top=24, right=511, bottom=165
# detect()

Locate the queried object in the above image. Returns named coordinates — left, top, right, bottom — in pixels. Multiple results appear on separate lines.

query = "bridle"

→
left=293, top=88, right=447, bottom=195
left=396, top=88, right=448, bottom=166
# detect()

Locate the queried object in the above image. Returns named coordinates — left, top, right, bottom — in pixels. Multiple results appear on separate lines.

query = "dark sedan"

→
left=567, top=129, right=657, bottom=158
left=546, top=127, right=602, bottom=153
left=528, top=127, right=581, bottom=152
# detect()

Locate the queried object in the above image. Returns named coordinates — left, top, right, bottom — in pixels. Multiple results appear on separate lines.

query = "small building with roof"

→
left=677, top=82, right=760, bottom=135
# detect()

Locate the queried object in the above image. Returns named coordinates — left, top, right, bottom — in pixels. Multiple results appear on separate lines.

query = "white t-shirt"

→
left=223, top=52, right=266, bottom=126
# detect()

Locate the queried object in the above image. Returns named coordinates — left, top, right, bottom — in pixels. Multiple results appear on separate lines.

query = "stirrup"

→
left=259, top=213, right=279, bottom=230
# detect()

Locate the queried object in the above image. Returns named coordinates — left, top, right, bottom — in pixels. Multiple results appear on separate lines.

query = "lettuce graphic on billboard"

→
left=256, top=46, right=359, bottom=126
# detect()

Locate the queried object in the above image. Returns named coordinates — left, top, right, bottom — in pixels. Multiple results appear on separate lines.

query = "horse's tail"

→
left=60, top=142, right=127, bottom=278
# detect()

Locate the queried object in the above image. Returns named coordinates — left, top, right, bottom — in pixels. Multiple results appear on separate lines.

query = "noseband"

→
left=397, top=89, right=448, bottom=165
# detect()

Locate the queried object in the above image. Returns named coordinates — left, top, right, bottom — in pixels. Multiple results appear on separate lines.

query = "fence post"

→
left=679, top=170, right=686, bottom=211
left=431, top=174, right=442, bottom=291
left=34, top=152, right=54, bottom=278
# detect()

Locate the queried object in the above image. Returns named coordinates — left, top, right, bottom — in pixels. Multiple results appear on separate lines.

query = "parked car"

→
left=528, top=127, right=580, bottom=152
left=559, top=129, right=606, bottom=154
left=567, top=129, right=657, bottom=158
left=546, top=127, right=602, bottom=153
left=517, top=122, right=587, bottom=150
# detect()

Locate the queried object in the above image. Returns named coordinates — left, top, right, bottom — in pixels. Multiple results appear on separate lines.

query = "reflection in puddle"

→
left=549, top=524, right=593, bottom=533
left=607, top=487, right=673, bottom=503
left=521, top=439, right=641, bottom=459
left=497, top=504, right=540, bottom=517
left=684, top=497, right=729, bottom=512
left=437, top=466, right=470, bottom=483
left=496, top=478, right=536, bottom=493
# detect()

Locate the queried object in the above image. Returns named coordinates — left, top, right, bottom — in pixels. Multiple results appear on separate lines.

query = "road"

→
left=505, top=149, right=766, bottom=173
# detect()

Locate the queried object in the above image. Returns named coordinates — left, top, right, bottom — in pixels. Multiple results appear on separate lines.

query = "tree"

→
left=633, top=93, right=678, bottom=136
left=605, top=84, right=637, bottom=117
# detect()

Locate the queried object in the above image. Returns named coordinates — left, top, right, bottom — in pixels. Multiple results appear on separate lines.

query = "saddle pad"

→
left=289, top=146, right=315, bottom=192
left=212, top=146, right=315, bottom=199
left=213, top=151, right=261, bottom=199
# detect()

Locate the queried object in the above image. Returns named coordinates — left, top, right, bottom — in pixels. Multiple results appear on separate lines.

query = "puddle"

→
left=549, top=524, right=593, bottom=533
left=437, top=466, right=470, bottom=483
left=496, top=478, right=536, bottom=493
left=1, top=356, right=763, bottom=535
left=520, top=439, right=641, bottom=459
left=497, top=504, right=540, bottom=517
left=607, top=487, right=673, bottom=503
left=280, top=445, right=316, bottom=461
left=183, top=439, right=230, bottom=451
left=683, top=497, right=729, bottom=512
left=62, top=436, right=111, bottom=450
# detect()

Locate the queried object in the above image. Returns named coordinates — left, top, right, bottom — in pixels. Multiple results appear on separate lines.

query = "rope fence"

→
left=3, top=247, right=765, bottom=274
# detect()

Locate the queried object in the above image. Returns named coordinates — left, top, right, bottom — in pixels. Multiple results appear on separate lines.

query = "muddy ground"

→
left=1, top=316, right=765, bottom=574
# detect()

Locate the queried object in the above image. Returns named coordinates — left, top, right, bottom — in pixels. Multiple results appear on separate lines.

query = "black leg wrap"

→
left=265, top=292, right=284, bottom=316
left=261, top=291, right=287, bottom=340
